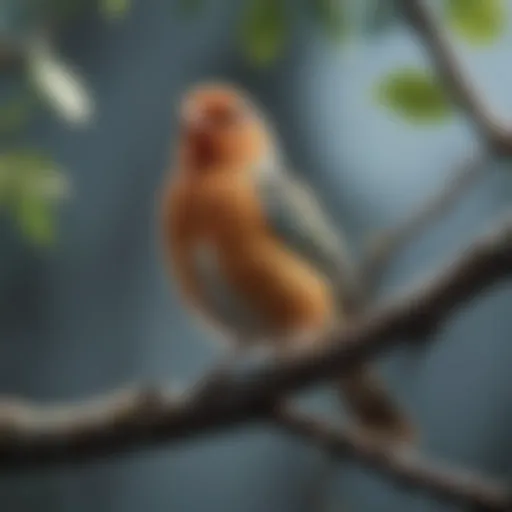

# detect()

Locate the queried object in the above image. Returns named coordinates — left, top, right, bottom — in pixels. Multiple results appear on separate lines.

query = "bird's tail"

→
left=337, top=363, right=416, bottom=444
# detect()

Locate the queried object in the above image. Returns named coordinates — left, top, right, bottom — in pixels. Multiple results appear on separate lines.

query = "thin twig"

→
left=362, top=150, right=488, bottom=289
left=275, top=407, right=512, bottom=512
left=0, top=212, right=511, bottom=471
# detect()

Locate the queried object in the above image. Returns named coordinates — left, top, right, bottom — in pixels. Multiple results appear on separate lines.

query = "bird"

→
left=160, top=81, right=415, bottom=443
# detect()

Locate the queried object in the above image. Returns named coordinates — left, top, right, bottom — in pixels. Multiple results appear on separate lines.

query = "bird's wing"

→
left=256, top=166, right=362, bottom=312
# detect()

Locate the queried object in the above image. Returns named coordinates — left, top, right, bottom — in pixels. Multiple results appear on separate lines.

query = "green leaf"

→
left=444, top=0, right=505, bottom=45
left=0, top=150, right=68, bottom=247
left=240, top=0, right=287, bottom=66
left=99, top=0, right=131, bottom=20
left=311, top=0, right=346, bottom=41
left=15, top=193, right=55, bottom=247
left=0, top=151, right=65, bottom=197
left=375, top=67, right=453, bottom=123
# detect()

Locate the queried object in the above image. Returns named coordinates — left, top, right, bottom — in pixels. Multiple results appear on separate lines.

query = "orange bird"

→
left=160, top=82, right=414, bottom=441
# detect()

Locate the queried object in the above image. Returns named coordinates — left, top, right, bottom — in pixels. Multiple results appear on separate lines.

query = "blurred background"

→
left=0, top=0, right=511, bottom=511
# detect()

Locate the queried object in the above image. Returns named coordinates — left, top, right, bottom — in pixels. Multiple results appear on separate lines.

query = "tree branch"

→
left=398, top=0, right=511, bottom=150
left=0, top=212, right=511, bottom=471
left=275, top=407, right=512, bottom=512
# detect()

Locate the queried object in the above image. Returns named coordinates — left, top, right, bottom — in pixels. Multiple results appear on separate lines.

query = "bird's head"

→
left=178, top=82, right=273, bottom=172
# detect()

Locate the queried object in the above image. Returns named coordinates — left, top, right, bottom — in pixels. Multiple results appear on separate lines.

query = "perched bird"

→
left=160, top=82, right=414, bottom=442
